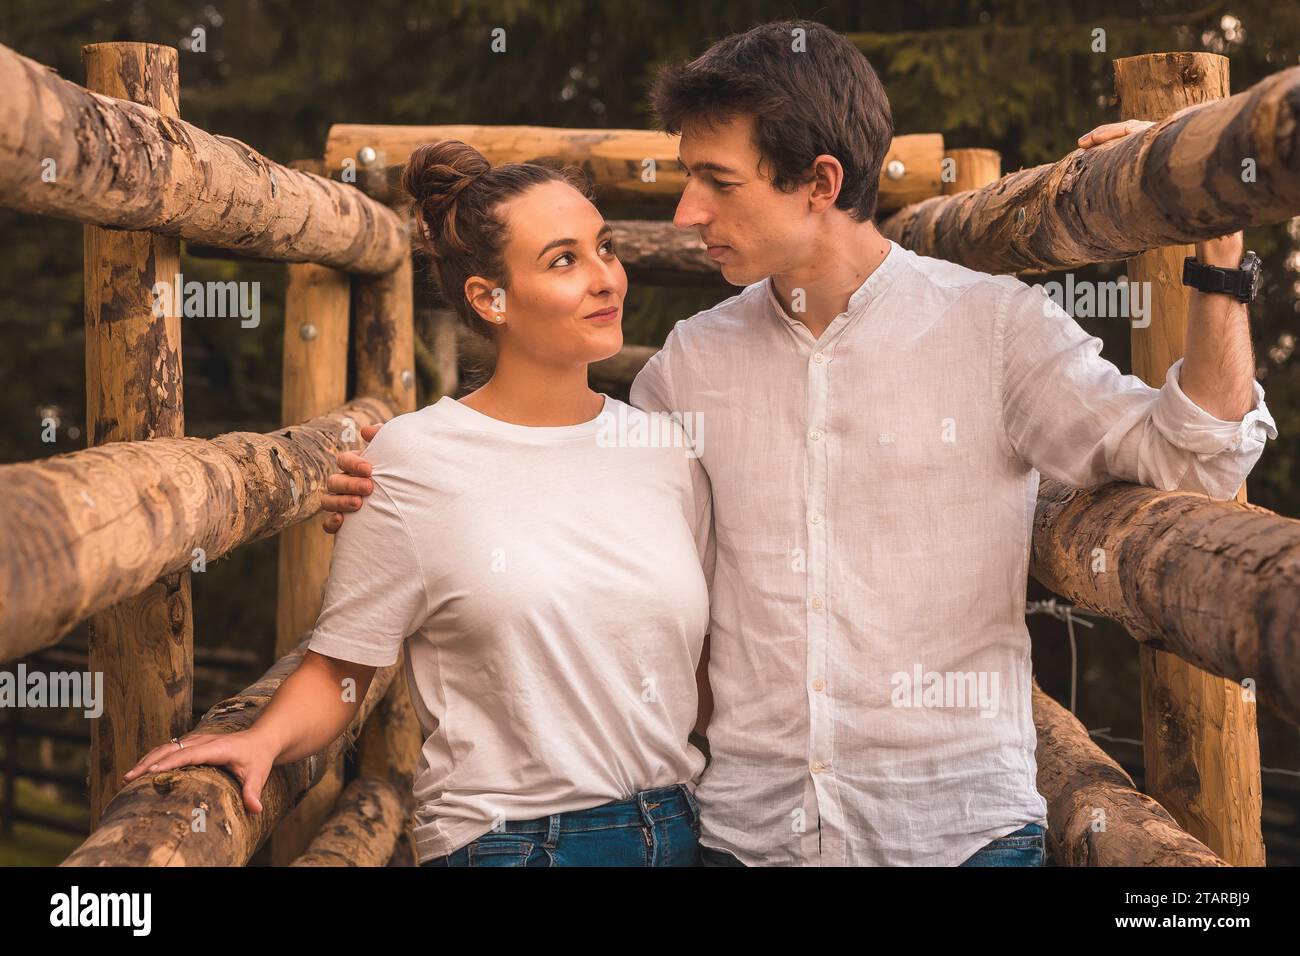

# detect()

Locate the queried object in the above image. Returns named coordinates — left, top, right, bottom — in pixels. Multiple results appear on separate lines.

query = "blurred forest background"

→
left=1, top=0, right=1298, bottom=863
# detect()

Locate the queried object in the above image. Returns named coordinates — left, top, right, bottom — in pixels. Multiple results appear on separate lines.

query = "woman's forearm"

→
left=249, top=651, right=378, bottom=765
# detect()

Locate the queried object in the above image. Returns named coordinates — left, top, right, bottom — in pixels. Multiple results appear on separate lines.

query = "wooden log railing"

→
left=290, top=778, right=408, bottom=867
left=0, top=398, right=394, bottom=663
left=878, top=64, right=1300, bottom=273
left=61, top=639, right=403, bottom=866
left=1032, top=480, right=1300, bottom=726
left=0, top=36, right=419, bottom=863
left=0, top=42, right=406, bottom=274
left=191, top=218, right=730, bottom=287
left=1032, top=681, right=1227, bottom=867
left=324, top=124, right=945, bottom=215
left=2, top=34, right=1296, bottom=868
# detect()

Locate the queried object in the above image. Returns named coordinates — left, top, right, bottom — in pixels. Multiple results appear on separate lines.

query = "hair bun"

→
left=402, top=140, right=491, bottom=253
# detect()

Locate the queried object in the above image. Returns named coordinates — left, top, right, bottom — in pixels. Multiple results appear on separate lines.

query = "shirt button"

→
left=810, top=595, right=824, bottom=610
left=812, top=352, right=825, bottom=364
left=811, top=760, right=827, bottom=773
left=808, top=429, right=823, bottom=442
left=811, top=678, right=825, bottom=692
left=809, top=512, right=821, bottom=525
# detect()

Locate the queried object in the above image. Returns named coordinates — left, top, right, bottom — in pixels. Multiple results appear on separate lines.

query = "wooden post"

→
left=354, top=255, right=416, bottom=414
left=1115, top=52, right=1265, bottom=866
left=941, top=148, right=1001, bottom=195
left=272, top=158, right=352, bottom=862
left=82, top=42, right=193, bottom=830
left=351, top=254, right=423, bottom=861
left=415, top=308, right=460, bottom=401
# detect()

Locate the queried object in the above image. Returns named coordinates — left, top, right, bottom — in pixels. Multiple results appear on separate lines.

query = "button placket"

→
left=804, top=341, right=835, bottom=863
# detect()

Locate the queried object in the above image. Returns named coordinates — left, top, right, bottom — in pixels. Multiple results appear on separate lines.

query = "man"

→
left=322, top=20, right=1276, bottom=866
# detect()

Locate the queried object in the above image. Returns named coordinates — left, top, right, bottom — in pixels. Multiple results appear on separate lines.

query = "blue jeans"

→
left=419, top=784, right=701, bottom=867
left=958, top=822, right=1046, bottom=866
left=700, top=845, right=746, bottom=866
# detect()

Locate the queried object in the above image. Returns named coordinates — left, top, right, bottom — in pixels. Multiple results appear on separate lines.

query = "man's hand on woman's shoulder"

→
left=320, top=421, right=383, bottom=534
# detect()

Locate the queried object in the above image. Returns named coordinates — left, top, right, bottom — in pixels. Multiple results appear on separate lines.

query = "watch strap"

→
left=1183, top=257, right=1250, bottom=300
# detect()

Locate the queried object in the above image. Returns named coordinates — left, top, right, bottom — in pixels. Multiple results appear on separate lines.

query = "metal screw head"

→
left=885, top=159, right=906, bottom=180
left=299, top=323, right=318, bottom=341
left=358, top=146, right=377, bottom=165
left=401, top=370, right=414, bottom=389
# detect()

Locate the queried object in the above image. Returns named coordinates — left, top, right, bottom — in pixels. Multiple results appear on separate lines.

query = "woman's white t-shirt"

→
left=306, top=393, right=713, bottom=862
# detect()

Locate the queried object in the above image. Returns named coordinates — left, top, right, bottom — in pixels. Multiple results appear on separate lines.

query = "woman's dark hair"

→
left=402, top=140, right=593, bottom=340
left=650, top=19, right=894, bottom=222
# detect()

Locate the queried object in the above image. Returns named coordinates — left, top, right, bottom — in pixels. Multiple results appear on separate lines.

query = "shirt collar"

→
left=764, top=238, right=904, bottom=328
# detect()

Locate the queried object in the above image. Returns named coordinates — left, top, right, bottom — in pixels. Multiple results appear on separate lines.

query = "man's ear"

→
left=808, top=154, right=844, bottom=212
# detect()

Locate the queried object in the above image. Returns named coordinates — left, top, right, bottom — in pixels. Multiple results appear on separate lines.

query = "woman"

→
left=124, top=141, right=714, bottom=867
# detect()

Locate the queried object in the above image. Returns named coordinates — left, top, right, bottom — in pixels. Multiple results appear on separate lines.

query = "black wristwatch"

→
left=1182, top=250, right=1261, bottom=303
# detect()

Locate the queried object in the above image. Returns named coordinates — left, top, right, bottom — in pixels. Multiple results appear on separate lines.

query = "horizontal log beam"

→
left=1031, top=478, right=1300, bottom=726
left=1032, top=681, right=1227, bottom=866
left=324, top=124, right=944, bottom=214
left=289, top=777, right=406, bottom=867
left=0, top=397, right=395, bottom=663
left=610, top=220, right=727, bottom=286
left=880, top=64, right=1300, bottom=272
left=0, top=43, right=407, bottom=274
left=190, top=218, right=731, bottom=287
left=61, top=639, right=402, bottom=866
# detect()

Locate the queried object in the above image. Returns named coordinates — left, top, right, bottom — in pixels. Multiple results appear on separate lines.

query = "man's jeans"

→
left=700, top=822, right=1047, bottom=866
left=700, top=845, right=746, bottom=866
left=959, top=822, right=1046, bottom=867
left=419, top=784, right=701, bottom=867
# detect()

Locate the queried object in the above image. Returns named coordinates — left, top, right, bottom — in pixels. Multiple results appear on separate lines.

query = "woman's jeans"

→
left=420, top=784, right=701, bottom=867
left=958, top=822, right=1046, bottom=866
left=701, top=822, right=1047, bottom=867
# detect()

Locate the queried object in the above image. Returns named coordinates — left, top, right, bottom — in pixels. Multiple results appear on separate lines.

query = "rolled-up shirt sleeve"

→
left=997, top=280, right=1278, bottom=500
left=306, top=430, right=431, bottom=668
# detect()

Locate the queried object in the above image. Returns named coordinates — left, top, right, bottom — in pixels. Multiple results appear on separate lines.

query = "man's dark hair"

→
left=650, top=19, right=894, bottom=222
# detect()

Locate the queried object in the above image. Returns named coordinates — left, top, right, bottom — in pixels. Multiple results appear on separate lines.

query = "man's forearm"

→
left=1179, top=289, right=1256, bottom=422
left=1176, top=232, right=1258, bottom=423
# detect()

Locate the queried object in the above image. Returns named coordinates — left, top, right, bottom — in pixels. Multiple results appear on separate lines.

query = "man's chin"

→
left=719, top=261, right=759, bottom=287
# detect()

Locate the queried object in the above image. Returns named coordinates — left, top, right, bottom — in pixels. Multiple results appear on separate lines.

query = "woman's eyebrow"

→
left=536, top=224, right=615, bottom=260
